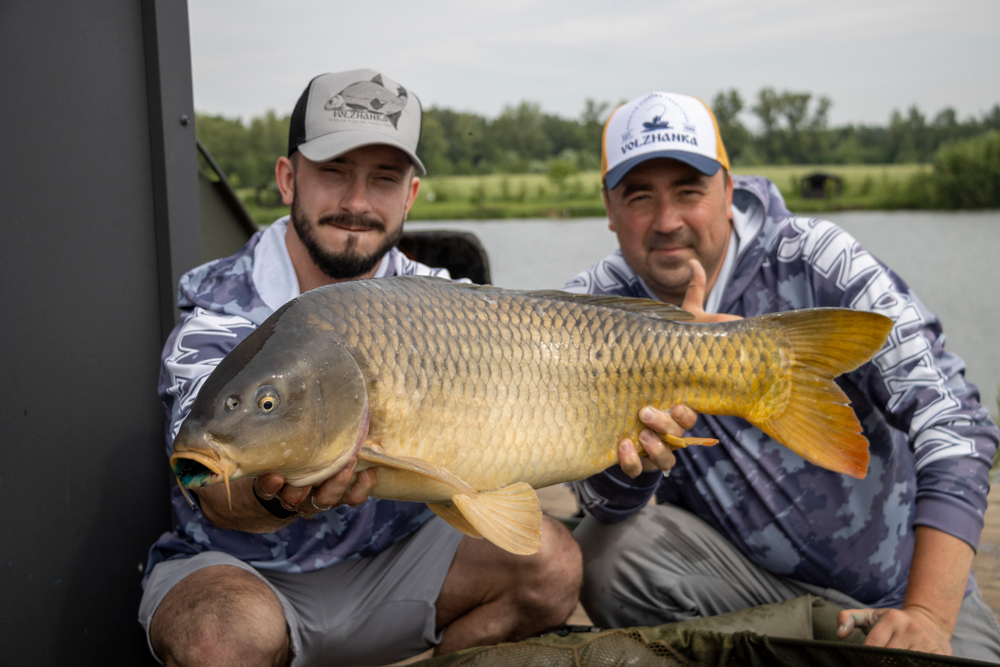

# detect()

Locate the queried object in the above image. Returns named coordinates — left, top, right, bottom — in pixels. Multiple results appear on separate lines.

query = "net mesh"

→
left=419, top=627, right=996, bottom=667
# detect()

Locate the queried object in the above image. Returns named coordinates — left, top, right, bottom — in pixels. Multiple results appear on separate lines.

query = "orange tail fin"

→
left=754, top=308, right=893, bottom=479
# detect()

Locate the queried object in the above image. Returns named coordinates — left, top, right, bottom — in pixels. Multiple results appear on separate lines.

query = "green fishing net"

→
left=413, top=596, right=995, bottom=667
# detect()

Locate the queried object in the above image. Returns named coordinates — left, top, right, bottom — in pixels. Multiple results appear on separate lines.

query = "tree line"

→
left=196, top=89, right=1000, bottom=190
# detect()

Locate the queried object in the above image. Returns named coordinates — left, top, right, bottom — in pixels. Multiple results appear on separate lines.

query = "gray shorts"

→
left=139, top=517, right=464, bottom=666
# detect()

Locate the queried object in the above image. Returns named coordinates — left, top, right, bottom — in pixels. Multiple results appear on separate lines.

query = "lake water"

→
left=408, top=211, right=1000, bottom=414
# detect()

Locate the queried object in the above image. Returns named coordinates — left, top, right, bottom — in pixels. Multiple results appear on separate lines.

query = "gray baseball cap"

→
left=287, top=69, right=426, bottom=175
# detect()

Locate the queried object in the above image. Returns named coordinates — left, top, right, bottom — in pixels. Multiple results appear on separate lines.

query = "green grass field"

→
left=239, top=163, right=932, bottom=226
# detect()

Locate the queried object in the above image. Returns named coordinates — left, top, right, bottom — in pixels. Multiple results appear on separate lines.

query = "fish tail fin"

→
left=450, top=483, right=542, bottom=555
left=428, top=502, right=484, bottom=539
left=755, top=309, right=893, bottom=479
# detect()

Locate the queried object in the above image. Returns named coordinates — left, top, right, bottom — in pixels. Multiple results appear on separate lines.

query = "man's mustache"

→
left=317, top=212, right=386, bottom=233
left=646, top=228, right=695, bottom=249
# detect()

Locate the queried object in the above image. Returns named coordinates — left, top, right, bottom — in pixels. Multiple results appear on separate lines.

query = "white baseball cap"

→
left=601, top=92, right=730, bottom=190
left=287, top=69, right=426, bottom=175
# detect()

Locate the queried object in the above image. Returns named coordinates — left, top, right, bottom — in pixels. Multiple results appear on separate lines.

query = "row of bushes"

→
left=895, top=131, right=1000, bottom=209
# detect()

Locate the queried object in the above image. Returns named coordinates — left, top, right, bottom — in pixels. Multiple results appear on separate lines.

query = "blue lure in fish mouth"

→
left=169, top=449, right=236, bottom=510
left=172, top=457, right=216, bottom=489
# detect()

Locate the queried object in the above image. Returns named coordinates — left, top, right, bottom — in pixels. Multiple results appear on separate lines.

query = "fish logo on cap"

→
left=289, top=69, right=426, bottom=174
left=601, top=92, right=729, bottom=190
left=324, top=74, right=409, bottom=129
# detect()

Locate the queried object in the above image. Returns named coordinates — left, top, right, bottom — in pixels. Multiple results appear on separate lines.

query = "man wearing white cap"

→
left=565, top=92, right=1000, bottom=660
left=139, top=70, right=581, bottom=667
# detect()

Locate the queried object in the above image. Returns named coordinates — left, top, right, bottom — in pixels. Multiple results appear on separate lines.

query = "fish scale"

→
left=170, top=276, right=893, bottom=554
left=336, top=282, right=769, bottom=491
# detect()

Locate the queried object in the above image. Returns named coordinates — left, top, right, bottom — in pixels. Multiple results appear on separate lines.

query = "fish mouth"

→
left=170, top=442, right=240, bottom=510
left=170, top=448, right=237, bottom=488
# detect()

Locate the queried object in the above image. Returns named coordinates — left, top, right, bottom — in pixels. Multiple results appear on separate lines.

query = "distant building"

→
left=801, top=172, right=844, bottom=199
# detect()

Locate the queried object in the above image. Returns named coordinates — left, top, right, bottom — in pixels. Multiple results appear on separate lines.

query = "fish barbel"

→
left=170, top=276, right=893, bottom=555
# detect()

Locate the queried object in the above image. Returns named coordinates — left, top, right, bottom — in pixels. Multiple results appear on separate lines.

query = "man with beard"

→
left=564, top=91, right=1000, bottom=660
left=139, top=70, right=581, bottom=667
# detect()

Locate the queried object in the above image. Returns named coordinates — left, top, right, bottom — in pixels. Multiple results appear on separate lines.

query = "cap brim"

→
left=605, top=151, right=720, bottom=190
left=297, top=129, right=426, bottom=175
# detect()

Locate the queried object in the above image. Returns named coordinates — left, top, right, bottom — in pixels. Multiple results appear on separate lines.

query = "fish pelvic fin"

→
left=428, top=502, right=484, bottom=539
left=755, top=308, right=893, bottom=479
left=358, top=445, right=541, bottom=554
left=451, top=483, right=542, bottom=556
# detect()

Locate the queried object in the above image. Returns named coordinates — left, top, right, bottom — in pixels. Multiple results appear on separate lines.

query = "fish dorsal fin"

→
left=523, top=290, right=694, bottom=321
left=359, top=445, right=542, bottom=554
left=428, top=503, right=483, bottom=539
left=359, top=445, right=477, bottom=496
left=392, top=276, right=694, bottom=322
left=452, top=483, right=542, bottom=555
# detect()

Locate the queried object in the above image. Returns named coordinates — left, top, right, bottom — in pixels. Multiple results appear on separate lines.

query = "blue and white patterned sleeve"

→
left=158, top=307, right=257, bottom=454
left=780, top=218, right=998, bottom=549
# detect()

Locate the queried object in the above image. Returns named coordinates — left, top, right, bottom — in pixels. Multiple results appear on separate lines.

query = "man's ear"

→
left=403, top=175, right=420, bottom=220
left=276, top=156, right=295, bottom=206
left=602, top=186, right=616, bottom=232
left=725, top=171, right=734, bottom=221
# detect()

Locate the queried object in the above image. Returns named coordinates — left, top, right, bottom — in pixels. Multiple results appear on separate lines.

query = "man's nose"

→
left=651, top=200, right=683, bottom=233
left=340, top=177, right=372, bottom=215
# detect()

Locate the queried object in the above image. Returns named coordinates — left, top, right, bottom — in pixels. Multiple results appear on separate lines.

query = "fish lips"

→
left=170, top=425, right=239, bottom=489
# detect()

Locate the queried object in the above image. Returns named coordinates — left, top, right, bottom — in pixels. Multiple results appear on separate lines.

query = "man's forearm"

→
left=194, top=477, right=298, bottom=533
left=903, top=525, right=975, bottom=637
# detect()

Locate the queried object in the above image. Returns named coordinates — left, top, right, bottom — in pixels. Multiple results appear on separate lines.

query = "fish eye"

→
left=256, top=386, right=280, bottom=413
left=224, top=396, right=240, bottom=411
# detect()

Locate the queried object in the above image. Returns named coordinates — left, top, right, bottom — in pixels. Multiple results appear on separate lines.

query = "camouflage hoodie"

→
left=564, top=176, right=998, bottom=608
left=144, top=217, right=454, bottom=584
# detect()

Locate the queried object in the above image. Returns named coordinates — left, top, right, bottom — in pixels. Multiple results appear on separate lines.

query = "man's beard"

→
left=291, top=196, right=403, bottom=280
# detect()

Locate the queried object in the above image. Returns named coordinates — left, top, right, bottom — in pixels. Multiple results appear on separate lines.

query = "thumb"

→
left=682, top=259, right=708, bottom=315
left=837, top=609, right=882, bottom=637
left=682, top=257, right=742, bottom=323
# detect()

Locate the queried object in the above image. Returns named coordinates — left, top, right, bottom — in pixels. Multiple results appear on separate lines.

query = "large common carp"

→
left=171, top=276, right=893, bottom=555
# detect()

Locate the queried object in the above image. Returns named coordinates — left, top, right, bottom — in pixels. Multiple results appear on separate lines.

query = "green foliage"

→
left=927, top=131, right=1000, bottom=208
left=196, top=111, right=288, bottom=189
left=856, top=132, right=1000, bottom=209
left=239, top=164, right=958, bottom=223
left=197, top=93, right=1000, bottom=214
left=547, top=158, right=578, bottom=200
left=748, top=88, right=832, bottom=164
left=712, top=89, right=752, bottom=164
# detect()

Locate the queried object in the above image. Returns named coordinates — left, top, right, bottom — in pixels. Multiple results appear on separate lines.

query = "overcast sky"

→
left=189, top=0, right=1000, bottom=128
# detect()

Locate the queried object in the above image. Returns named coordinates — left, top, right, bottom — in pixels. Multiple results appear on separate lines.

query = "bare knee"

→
left=509, top=516, right=583, bottom=628
left=150, top=564, right=290, bottom=667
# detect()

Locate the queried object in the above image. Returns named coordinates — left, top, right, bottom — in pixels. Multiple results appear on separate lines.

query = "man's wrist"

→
left=253, top=485, right=298, bottom=519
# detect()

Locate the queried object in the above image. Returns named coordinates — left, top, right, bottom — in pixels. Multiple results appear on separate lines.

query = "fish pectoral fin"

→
left=451, top=483, right=542, bottom=556
left=358, top=445, right=477, bottom=496
left=428, top=503, right=484, bottom=539
left=662, top=433, right=718, bottom=449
